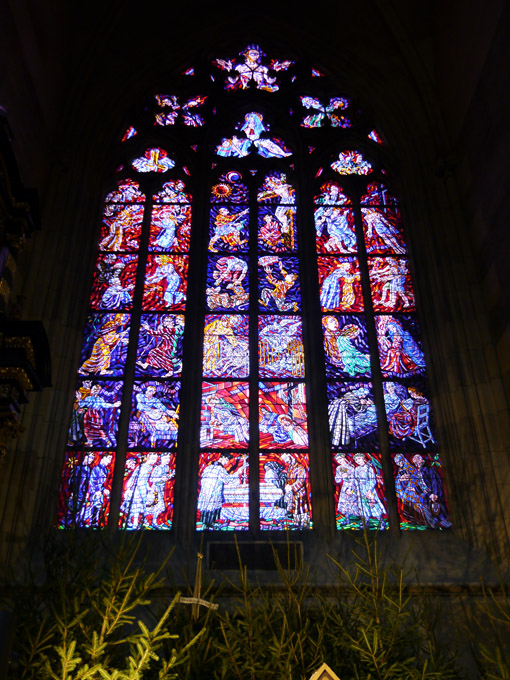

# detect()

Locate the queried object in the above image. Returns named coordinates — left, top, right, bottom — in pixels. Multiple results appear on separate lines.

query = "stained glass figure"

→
left=322, top=315, right=371, bottom=379
left=318, top=257, right=363, bottom=312
left=154, top=94, right=207, bottom=127
left=206, top=255, right=249, bottom=311
left=132, top=148, right=175, bottom=173
left=368, top=129, right=383, bottom=144
left=209, top=206, right=249, bottom=252
left=196, top=451, right=249, bottom=530
left=258, top=256, right=300, bottom=312
left=327, top=382, right=379, bottom=450
left=128, top=381, right=180, bottom=448
left=203, top=314, right=249, bottom=378
left=332, top=453, right=387, bottom=529
left=361, top=207, right=406, bottom=255
left=90, top=254, right=137, bottom=310
left=383, top=381, right=436, bottom=450
left=392, top=453, right=451, bottom=530
left=149, top=204, right=191, bottom=252
left=121, top=126, right=137, bottom=141
left=142, top=254, right=187, bottom=311
left=105, top=179, right=145, bottom=203
left=135, top=314, right=185, bottom=377
left=153, top=179, right=191, bottom=203
left=368, top=258, right=415, bottom=312
left=57, top=451, right=115, bottom=528
left=214, top=45, right=292, bottom=92
left=67, top=380, right=122, bottom=448
left=360, top=182, right=399, bottom=208
left=78, top=313, right=130, bottom=377
left=259, top=382, right=308, bottom=449
left=259, top=452, right=312, bottom=529
left=315, top=204, right=356, bottom=254
left=331, top=150, right=373, bottom=175
left=258, top=206, right=296, bottom=251
left=211, top=171, right=249, bottom=203
left=200, top=381, right=250, bottom=448
left=99, top=205, right=144, bottom=252
left=376, top=315, right=426, bottom=378
left=216, top=112, right=292, bottom=159
left=257, top=172, right=296, bottom=204
left=120, top=452, right=176, bottom=529
left=259, top=316, right=304, bottom=378
left=300, top=96, right=351, bottom=128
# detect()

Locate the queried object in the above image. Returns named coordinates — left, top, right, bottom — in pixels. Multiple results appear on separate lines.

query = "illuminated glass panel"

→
left=259, top=452, right=312, bottom=530
left=200, top=381, right=250, bottom=448
left=67, top=379, right=123, bottom=448
left=259, top=382, right=308, bottom=449
left=149, top=204, right=191, bottom=252
left=327, top=382, right=379, bottom=451
left=318, top=257, right=363, bottom=312
left=214, top=45, right=292, bottom=92
left=196, top=451, right=249, bottom=530
left=332, top=453, right=388, bottom=529
left=132, top=148, right=175, bottom=173
left=120, top=452, right=176, bottom=529
left=384, top=380, right=436, bottom=451
left=300, top=96, right=351, bottom=128
left=57, top=451, right=115, bottom=528
left=259, top=316, right=304, bottom=378
left=206, top=256, right=249, bottom=311
left=322, top=315, right=371, bottom=379
left=361, top=206, right=407, bottom=255
left=368, top=258, right=416, bottom=312
left=211, top=171, right=249, bottom=203
left=121, top=126, right=137, bottom=141
left=258, top=256, right=301, bottom=312
left=392, top=453, right=451, bottom=530
left=99, top=204, right=144, bottom=252
left=154, top=94, right=207, bottom=127
left=203, top=314, right=249, bottom=378
left=209, top=206, right=249, bottom=252
left=78, top=313, right=130, bottom=377
left=105, top=179, right=145, bottom=203
left=90, top=254, right=137, bottom=310
left=142, top=254, right=188, bottom=311
left=216, top=113, right=292, bottom=158
left=376, top=315, right=426, bottom=378
left=135, top=314, right=184, bottom=378
left=127, top=381, right=180, bottom=449
left=331, top=150, right=373, bottom=175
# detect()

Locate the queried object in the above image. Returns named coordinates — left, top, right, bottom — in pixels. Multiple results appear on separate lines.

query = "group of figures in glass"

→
left=58, top=44, right=450, bottom=534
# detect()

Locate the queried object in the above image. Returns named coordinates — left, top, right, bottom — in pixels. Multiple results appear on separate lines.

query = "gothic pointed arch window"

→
left=57, top=44, right=451, bottom=534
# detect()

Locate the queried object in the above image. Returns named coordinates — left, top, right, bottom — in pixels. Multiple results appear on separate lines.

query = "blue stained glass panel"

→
left=315, top=205, right=356, bottom=254
left=67, top=379, right=123, bottom=448
left=206, top=255, right=249, bottom=311
left=135, top=314, right=185, bottom=378
left=149, top=204, right=191, bottom=252
left=128, top=381, right=181, bottom=448
left=209, top=206, right=249, bottom=252
left=203, top=314, right=249, bottom=378
left=90, top=254, right=137, bottom=310
left=322, top=315, right=371, bottom=379
left=327, top=381, right=379, bottom=450
left=119, top=451, right=176, bottom=529
left=318, top=256, right=363, bottom=312
left=78, top=313, right=130, bottom=377
left=211, top=171, right=249, bottom=203
left=200, top=381, right=250, bottom=449
left=259, top=452, right=312, bottom=530
left=392, top=453, right=451, bottom=530
left=333, top=452, right=388, bottom=529
left=383, top=381, right=436, bottom=451
left=196, top=451, right=249, bottom=530
left=57, top=451, right=115, bottom=528
left=258, top=205, right=296, bottom=252
left=99, top=204, right=144, bottom=252
left=259, top=381, right=308, bottom=449
left=259, top=316, right=304, bottom=378
left=258, top=255, right=300, bottom=312
left=376, top=315, right=426, bottom=378
left=361, top=207, right=406, bottom=255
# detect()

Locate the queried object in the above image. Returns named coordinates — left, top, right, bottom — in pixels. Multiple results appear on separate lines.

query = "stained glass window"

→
left=58, top=44, right=450, bottom=535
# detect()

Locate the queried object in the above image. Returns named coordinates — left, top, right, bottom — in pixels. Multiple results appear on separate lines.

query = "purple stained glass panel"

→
left=259, top=316, right=304, bottom=378
left=119, top=451, right=176, bottom=529
left=214, top=45, right=292, bottom=92
left=128, top=381, right=180, bottom=449
left=259, top=381, right=308, bottom=449
left=149, top=204, right=191, bottom=252
left=206, top=255, right=249, bottom=311
left=322, top=314, right=371, bottom=379
left=327, top=381, right=379, bottom=451
left=135, top=314, right=185, bottom=378
left=392, top=453, right=451, bottom=530
left=211, top=171, right=249, bottom=203
left=376, top=315, right=426, bottom=378
left=99, top=204, right=144, bottom=252
left=196, top=451, right=249, bottom=530
left=67, top=379, right=122, bottom=448
left=57, top=450, right=115, bottom=528
left=383, top=380, right=436, bottom=451
left=315, top=205, right=356, bottom=254
left=258, top=205, right=296, bottom=252
left=209, top=206, right=249, bottom=252
left=78, top=313, right=130, bottom=378
left=203, top=314, right=249, bottom=378
left=90, top=254, right=137, bottom=311
left=362, top=207, right=406, bottom=255
left=200, top=381, right=250, bottom=449
left=368, top=258, right=415, bottom=312
left=258, top=255, right=300, bottom=313
left=318, top=256, right=363, bottom=312
left=332, top=453, right=388, bottom=529
left=259, top=452, right=312, bottom=530
left=142, top=254, right=188, bottom=311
